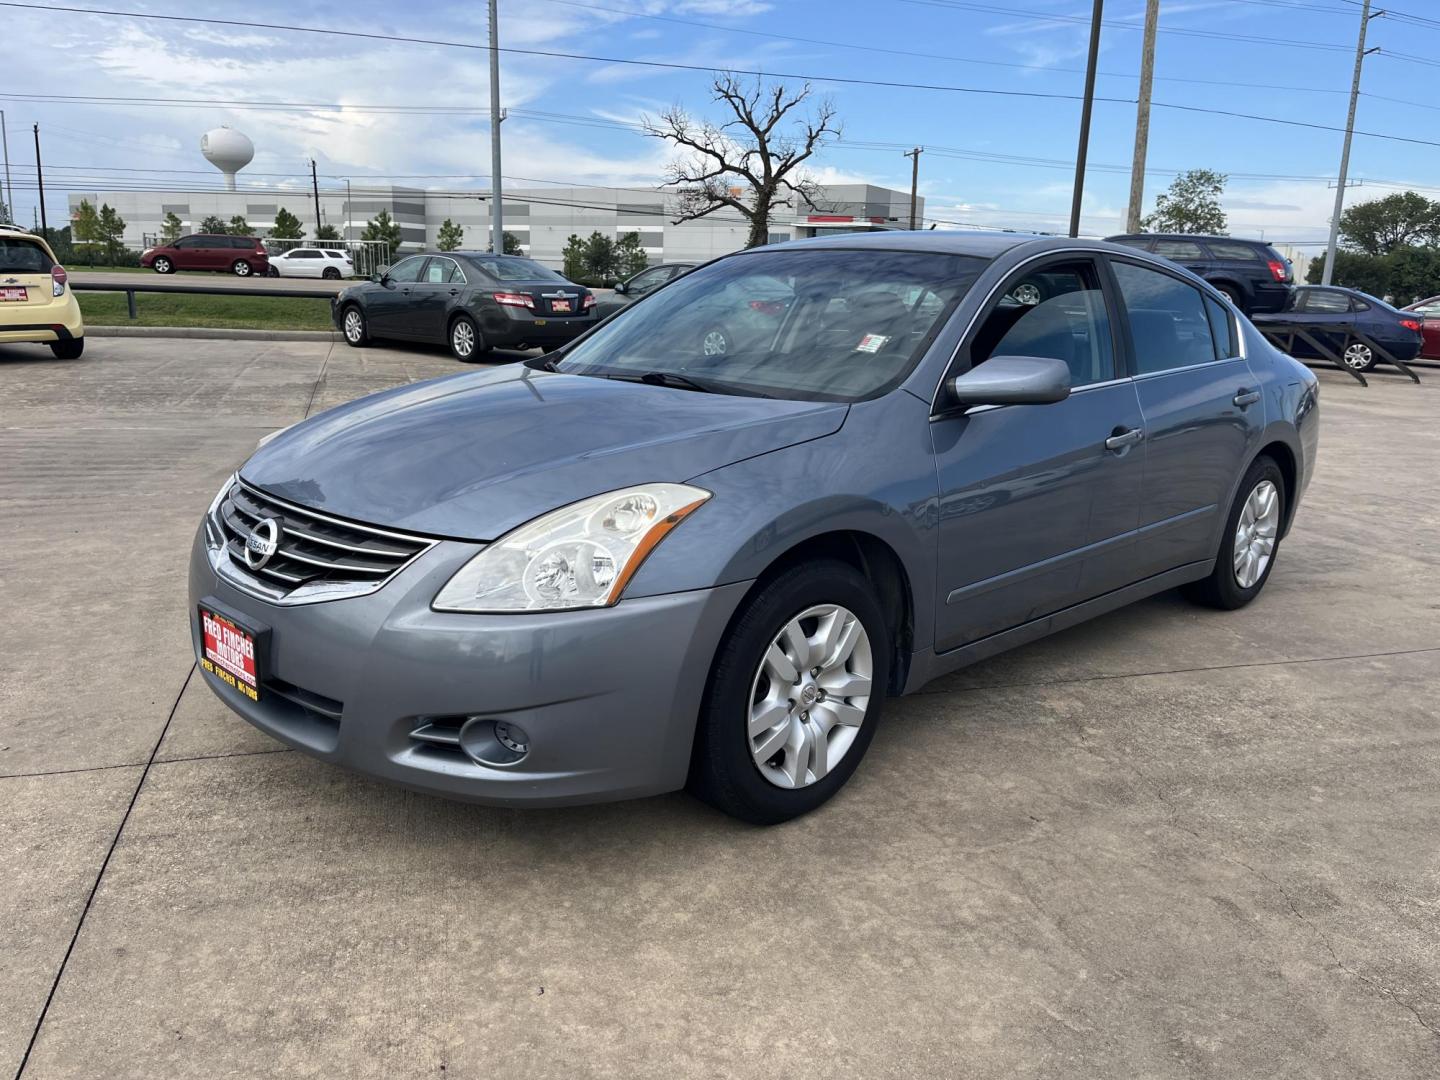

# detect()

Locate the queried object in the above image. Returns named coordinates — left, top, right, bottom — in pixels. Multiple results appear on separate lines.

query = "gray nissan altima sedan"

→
left=190, top=232, right=1319, bottom=824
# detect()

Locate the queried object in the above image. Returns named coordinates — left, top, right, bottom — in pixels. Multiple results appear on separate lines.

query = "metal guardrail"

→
left=70, top=280, right=337, bottom=321
left=1251, top=315, right=1421, bottom=387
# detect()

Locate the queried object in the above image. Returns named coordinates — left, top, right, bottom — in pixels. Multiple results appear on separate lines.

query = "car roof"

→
left=1105, top=233, right=1267, bottom=245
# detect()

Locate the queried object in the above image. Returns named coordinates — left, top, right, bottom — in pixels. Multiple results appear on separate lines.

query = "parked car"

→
left=1401, top=295, right=1440, bottom=359
left=268, top=246, right=353, bottom=279
left=141, top=234, right=270, bottom=277
left=1105, top=233, right=1292, bottom=314
left=333, top=252, right=596, bottom=361
left=594, top=262, right=697, bottom=318
left=0, top=223, right=84, bottom=358
left=1253, top=285, right=1423, bottom=372
left=192, top=232, right=1318, bottom=824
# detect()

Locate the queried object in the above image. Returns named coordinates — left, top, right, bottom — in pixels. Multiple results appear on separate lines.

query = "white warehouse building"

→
left=65, top=182, right=924, bottom=268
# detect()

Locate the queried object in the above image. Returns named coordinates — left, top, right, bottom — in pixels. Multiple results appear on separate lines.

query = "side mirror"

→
left=946, top=355, right=1071, bottom=409
left=613, top=281, right=628, bottom=295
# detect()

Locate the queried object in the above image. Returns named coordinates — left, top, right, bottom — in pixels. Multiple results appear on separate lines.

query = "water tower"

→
left=201, top=127, right=254, bottom=191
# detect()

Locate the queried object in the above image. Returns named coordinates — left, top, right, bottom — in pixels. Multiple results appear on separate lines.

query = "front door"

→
left=1107, top=257, right=1263, bottom=578
left=931, top=255, right=1145, bottom=652
left=366, top=256, right=430, bottom=336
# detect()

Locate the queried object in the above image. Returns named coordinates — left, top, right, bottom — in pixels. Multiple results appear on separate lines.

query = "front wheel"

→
left=449, top=314, right=484, bottom=361
left=152, top=256, right=173, bottom=274
left=1343, top=341, right=1376, bottom=372
left=50, top=338, right=84, bottom=360
left=340, top=305, right=369, bottom=347
left=689, top=559, right=889, bottom=824
left=231, top=259, right=253, bottom=277
left=700, top=325, right=730, bottom=357
left=1184, top=455, right=1285, bottom=610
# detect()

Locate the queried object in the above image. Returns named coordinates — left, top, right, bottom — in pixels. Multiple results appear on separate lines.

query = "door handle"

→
left=448, top=289, right=460, bottom=296
left=1233, top=388, right=1261, bottom=407
left=1105, top=427, right=1144, bottom=453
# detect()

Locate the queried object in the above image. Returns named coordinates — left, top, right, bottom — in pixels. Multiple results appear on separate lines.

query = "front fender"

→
left=623, top=391, right=942, bottom=652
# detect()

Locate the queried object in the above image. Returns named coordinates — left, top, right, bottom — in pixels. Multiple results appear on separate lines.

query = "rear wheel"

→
left=689, top=559, right=889, bottom=824
left=449, top=314, right=484, bottom=361
left=322, top=266, right=341, bottom=280
left=340, top=305, right=369, bottom=348
left=50, top=338, right=84, bottom=360
left=1215, top=284, right=1246, bottom=311
left=1343, top=341, right=1377, bottom=372
left=1184, top=455, right=1285, bottom=610
left=700, top=325, right=730, bottom=356
left=152, top=256, right=173, bottom=274
left=231, top=259, right=253, bottom=277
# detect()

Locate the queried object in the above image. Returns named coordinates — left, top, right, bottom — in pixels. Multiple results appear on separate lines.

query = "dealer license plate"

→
left=550, top=298, right=572, bottom=313
left=0, top=287, right=27, bottom=302
left=199, top=605, right=261, bottom=701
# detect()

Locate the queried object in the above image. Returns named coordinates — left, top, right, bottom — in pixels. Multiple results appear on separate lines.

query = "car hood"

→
left=240, top=366, right=847, bottom=539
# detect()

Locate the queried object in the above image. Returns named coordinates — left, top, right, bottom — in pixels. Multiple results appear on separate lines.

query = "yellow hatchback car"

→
left=0, top=224, right=85, bottom=358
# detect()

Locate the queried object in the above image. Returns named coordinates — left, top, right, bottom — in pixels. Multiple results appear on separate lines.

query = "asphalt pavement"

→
left=2, top=336, right=1437, bottom=1078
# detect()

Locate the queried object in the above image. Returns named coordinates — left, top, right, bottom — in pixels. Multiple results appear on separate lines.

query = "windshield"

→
left=553, top=248, right=987, bottom=401
left=471, top=256, right=565, bottom=282
left=0, top=238, right=54, bottom=274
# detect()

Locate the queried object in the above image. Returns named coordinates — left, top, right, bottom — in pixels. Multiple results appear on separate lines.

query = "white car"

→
left=269, top=247, right=353, bottom=280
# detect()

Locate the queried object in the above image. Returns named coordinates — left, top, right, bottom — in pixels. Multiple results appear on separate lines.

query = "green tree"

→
left=314, top=223, right=341, bottom=241
left=614, top=231, right=647, bottom=278
left=503, top=231, right=523, bottom=255
left=1141, top=169, right=1228, bottom=234
left=561, top=234, right=586, bottom=281
left=361, top=209, right=403, bottom=257
left=1339, top=192, right=1440, bottom=256
left=582, top=231, right=616, bottom=282
left=0, top=198, right=10, bottom=224
left=160, top=211, right=184, bottom=244
left=436, top=218, right=465, bottom=251
left=1304, top=250, right=1390, bottom=295
left=97, top=203, right=128, bottom=265
left=269, top=207, right=305, bottom=240
left=228, top=214, right=251, bottom=236
left=1386, top=246, right=1440, bottom=304
left=198, top=214, right=228, bottom=234
left=71, top=199, right=101, bottom=264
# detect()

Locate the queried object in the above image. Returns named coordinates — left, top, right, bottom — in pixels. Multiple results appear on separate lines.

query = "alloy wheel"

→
left=1343, top=343, right=1373, bottom=370
left=343, top=309, right=364, bottom=343
left=452, top=320, right=476, bottom=358
left=1233, top=479, right=1280, bottom=589
left=702, top=328, right=729, bottom=356
left=748, top=604, right=873, bottom=789
left=154, top=257, right=171, bottom=274
left=234, top=261, right=251, bottom=277
left=1011, top=282, right=1042, bottom=306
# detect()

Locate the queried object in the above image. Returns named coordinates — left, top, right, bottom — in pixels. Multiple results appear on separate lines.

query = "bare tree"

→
left=644, top=74, right=840, bottom=249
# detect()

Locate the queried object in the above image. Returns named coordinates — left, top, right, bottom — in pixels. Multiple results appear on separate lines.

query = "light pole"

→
left=488, top=0, right=504, bottom=254
left=1068, top=0, right=1103, bottom=237
left=1321, top=0, right=1378, bottom=286
left=0, top=110, right=12, bottom=223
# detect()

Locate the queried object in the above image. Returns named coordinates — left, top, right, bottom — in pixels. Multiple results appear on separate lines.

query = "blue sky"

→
left=3, top=0, right=1437, bottom=245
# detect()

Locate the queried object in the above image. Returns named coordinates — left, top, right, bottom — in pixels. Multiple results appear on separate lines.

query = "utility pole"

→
left=488, top=0, right=504, bottom=254
left=1068, top=0, right=1104, bottom=237
left=345, top=178, right=352, bottom=243
left=310, top=159, right=322, bottom=237
left=1321, top=0, right=1377, bottom=286
left=32, top=123, right=46, bottom=236
left=1125, top=0, right=1159, bottom=233
left=0, top=110, right=13, bottom=224
left=904, top=147, right=923, bottom=230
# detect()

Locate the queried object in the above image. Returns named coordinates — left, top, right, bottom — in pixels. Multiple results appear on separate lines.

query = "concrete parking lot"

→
left=2, top=336, right=1437, bottom=1078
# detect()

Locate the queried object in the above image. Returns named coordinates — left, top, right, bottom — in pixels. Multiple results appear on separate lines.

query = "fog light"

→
left=458, top=716, right=530, bottom=767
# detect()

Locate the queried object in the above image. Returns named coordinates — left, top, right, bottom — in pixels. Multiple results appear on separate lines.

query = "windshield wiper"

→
left=619, top=370, right=775, bottom=398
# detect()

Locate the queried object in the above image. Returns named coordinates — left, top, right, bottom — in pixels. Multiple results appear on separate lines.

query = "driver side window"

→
left=387, top=257, right=427, bottom=284
left=969, top=261, right=1115, bottom=388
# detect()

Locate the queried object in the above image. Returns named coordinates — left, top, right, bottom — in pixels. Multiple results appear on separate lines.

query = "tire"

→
left=152, top=256, right=173, bottom=274
left=449, top=314, right=484, bottom=361
left=50, top=337, right=84, bottom=360
left=340, top=304, right=370, bottom=348
left=1342, top=341, right=1377, bottom=372
left=1215, top=284, right=1246, bottom=312
left=322, top=267, right=341, bottom=280
left=1184, top=455, right=1285, bottom=610
left=689, top=559, right=890, bottom=825
left=231, top=259, right=253, bottom=277
left=699, top=324, right=730, bottom=357
left=1010, top=281, right=1044, bottom=306
left=268, top=267, right=280, bottom=278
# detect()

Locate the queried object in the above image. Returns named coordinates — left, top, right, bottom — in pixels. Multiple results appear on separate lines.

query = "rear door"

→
left=1292, top=287, right=1353, bottom=358
left=0, top=235, right=60, bottom=321
left=408, top=255, right=464, bottom=341
left=1107, top=257, right=1263, bottom=579
left=198, top=236, right=233, bottom=271
left=169, top=235, right=206, bottom=269
left=931, top=254, right=1146, bottom=651
left=288, top=249, right=324, bottom=278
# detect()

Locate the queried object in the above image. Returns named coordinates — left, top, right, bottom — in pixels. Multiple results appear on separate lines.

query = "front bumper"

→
left=188, top=527, right=749, bottom=807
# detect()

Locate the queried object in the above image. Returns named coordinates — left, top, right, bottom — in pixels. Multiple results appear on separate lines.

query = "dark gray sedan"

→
left=332, top=252, right=596, bottom=361
left=594, top=261, right=696, bottom=318
left=193, top=232, right=1319, bottom=824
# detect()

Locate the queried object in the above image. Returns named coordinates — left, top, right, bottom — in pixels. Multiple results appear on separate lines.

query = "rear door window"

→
left=1299, top=289, right=1349, bottom=313
left=1112, top=261, right=1218, bottom=374
left=1151, top=239, right=1206, bottom=261
left=1205, top=241, right=1262, bottom=261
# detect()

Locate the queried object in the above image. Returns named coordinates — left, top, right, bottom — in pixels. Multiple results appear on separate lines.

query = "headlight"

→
left=433, top=483, right=711, bottom=612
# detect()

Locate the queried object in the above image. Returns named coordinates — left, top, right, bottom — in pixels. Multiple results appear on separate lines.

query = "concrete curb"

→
left=87, top=325, right=340, bottom=342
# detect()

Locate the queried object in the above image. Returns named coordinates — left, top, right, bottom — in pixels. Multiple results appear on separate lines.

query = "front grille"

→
left=214, top=477, right=434, bottom=601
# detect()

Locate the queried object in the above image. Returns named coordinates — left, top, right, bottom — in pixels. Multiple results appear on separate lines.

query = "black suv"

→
left=1104, top=234, right=1292, bottom=314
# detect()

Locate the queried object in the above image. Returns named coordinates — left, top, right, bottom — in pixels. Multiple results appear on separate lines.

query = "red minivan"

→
left=141, top=234, right=270, bottom=277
